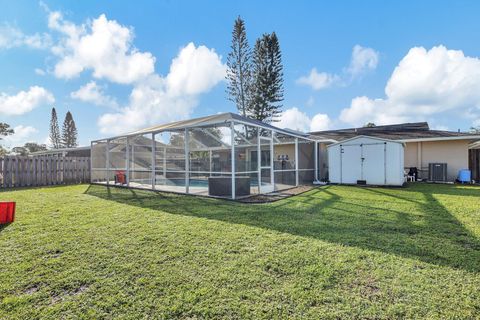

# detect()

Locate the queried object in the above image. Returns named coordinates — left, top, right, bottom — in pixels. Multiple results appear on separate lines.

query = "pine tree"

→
left=265, top=32, right=284, bottom=121
left=226, top=16, right=253, bottom=117
left=49, top=107, right=61, bottom=149
left=251, top=36, right=269, bottom=122
left=251, top=32, right=284, bottom=123
left=61, top=111, right=78, bottom=148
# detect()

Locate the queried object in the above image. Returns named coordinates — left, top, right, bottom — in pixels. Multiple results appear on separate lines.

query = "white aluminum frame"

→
left=91, top=117, right=319, bottom=199
left=259, top=135, right=274, bottom=194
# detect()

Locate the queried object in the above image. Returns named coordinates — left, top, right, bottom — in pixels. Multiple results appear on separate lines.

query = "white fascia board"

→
left=400, top=135, right=480, bottom=143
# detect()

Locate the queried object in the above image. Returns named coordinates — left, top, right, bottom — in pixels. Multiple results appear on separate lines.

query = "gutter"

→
left=399, top=135, right=480, bottom=143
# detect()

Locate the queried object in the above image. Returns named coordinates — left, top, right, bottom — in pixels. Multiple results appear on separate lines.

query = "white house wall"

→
left=404, top=140, right=469, bottom=181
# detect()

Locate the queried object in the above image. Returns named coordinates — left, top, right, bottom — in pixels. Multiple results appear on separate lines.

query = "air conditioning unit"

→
left=428, top=163, right=447, bottom=182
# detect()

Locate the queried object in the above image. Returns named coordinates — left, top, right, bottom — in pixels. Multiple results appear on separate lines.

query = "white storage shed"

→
left=327, top=136, right=405, bottom=186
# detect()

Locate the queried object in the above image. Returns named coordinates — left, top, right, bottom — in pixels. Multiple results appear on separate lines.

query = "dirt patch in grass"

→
left=50, top=284, right=90, bottom=305
left=24, top=285, right=40, bottom=295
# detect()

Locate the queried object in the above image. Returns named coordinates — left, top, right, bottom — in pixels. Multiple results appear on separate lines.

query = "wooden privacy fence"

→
left=0, top=156, right=90, bottom=188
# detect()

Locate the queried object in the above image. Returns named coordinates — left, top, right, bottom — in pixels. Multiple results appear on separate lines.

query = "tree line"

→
left=226, top=17, right=284, bottom=123
left=0, top=108, right=78, bottom=156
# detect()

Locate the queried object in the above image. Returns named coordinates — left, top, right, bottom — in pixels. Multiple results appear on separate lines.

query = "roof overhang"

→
left=31, top=146, right=91, bottom=155
left=399, top=135, right=480, bottom=143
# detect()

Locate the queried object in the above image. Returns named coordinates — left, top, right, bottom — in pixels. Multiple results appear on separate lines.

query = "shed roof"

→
left=326, top=135, right=404, bottom=147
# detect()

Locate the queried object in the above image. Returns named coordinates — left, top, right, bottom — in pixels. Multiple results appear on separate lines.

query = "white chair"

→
left=404, top=169, right=415, bottom=182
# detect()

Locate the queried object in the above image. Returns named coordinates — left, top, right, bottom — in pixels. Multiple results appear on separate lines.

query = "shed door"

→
left=340, top=145, right=362, bottom=184
left=362, top=143, right=386, bottom=185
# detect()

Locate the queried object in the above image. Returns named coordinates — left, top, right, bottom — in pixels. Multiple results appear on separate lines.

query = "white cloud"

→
left=339, top=46, right=480, bottom=127
left=346, top=45, right=379, bottom=77
left=34, top=68, right=46, bottom=76
left=0, top=24, right=52, bottom=50
left=98, top=43, right=226, bottom=135
left=296, top=68, right=338, bottom=91
left=0, top=86, right=55, bottom=115
left=71, top=81, right=118, bottom=108
left=166, top=43, right=227, bottom=96
left=278, top=107, right=311, bottom=132
left=310, top=113, right=332, bottom=131
left=278, top=107, right=332, bottom=132
left=48, top=12, right=155, bottom=84
left=2, top=125, right=38, bottom=148
left=297, top=45, right=378, bottom=91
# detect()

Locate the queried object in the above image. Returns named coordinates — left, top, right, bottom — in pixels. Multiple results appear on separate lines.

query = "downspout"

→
left=231, top=121, right=236, bottom=199
left=106, top=139, right=110, bottom=185
left=295, top=138, right=299, bottom=186
left=126, top=137, right=130, bottom=186
left=185, top=128, right=189, bottom=194
left=151, top=133, right=155, bottom=190
left=384, top=142, right=387, bottom=185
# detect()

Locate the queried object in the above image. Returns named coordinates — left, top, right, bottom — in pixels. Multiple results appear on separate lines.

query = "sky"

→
left=1, top=0, right=480, bottom=148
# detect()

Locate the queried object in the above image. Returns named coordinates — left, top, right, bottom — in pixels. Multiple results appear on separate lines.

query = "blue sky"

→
left=1, top=0, right=480, bottom=147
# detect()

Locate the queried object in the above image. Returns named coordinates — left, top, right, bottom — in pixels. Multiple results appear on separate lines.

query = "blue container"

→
left=458, top=169, right=471, bottom=183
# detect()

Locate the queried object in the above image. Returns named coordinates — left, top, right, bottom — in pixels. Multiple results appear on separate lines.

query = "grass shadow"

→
left=0, top=184, right=84, bottom=193
left=84, top=184, right=480, bottom=273
left=0, top=223, right=11, bottom=233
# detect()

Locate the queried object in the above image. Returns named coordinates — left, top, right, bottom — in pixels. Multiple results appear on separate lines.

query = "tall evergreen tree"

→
left=226, top=16, right=253, bottom=117
left=61, top=111, right=78, bottom=148
left=251, top=36, right=269, bottom=122
left=49, top=107, right=61, bottom=149
left=251, top=32, right=284, bottom=123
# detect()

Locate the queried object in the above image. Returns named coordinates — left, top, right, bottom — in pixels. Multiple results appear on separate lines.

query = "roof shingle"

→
left=310, top=122, right=479, bottom=142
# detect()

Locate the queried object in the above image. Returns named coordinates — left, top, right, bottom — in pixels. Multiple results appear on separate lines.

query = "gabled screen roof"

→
left=96, top=112, right=311, bottom=142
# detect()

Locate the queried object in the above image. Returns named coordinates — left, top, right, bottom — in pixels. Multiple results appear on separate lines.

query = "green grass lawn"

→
left=0, top=183, right=479, bottom=319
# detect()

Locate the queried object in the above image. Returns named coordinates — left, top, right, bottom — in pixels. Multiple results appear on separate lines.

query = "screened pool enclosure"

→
left=91, top=113, right=318, bottom=199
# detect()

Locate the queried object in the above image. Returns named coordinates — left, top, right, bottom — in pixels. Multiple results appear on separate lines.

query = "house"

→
left=310, top=122, right=480, bottom=182
left=90, top=114, right=480, bottom=199
left=31, top=146, right=91, bottom=158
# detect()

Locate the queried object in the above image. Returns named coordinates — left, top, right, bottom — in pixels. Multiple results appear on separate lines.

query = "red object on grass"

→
left=115, top=170, right=126, bottom=184
left=0, top=202, right=15, bottom=224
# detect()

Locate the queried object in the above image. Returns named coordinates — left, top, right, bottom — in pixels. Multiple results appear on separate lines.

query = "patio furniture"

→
left=114, top=171, right=126, bottom=184
left=408, top=167, right=418, bottom=181
left=404, top=169, right=415, bottom=182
